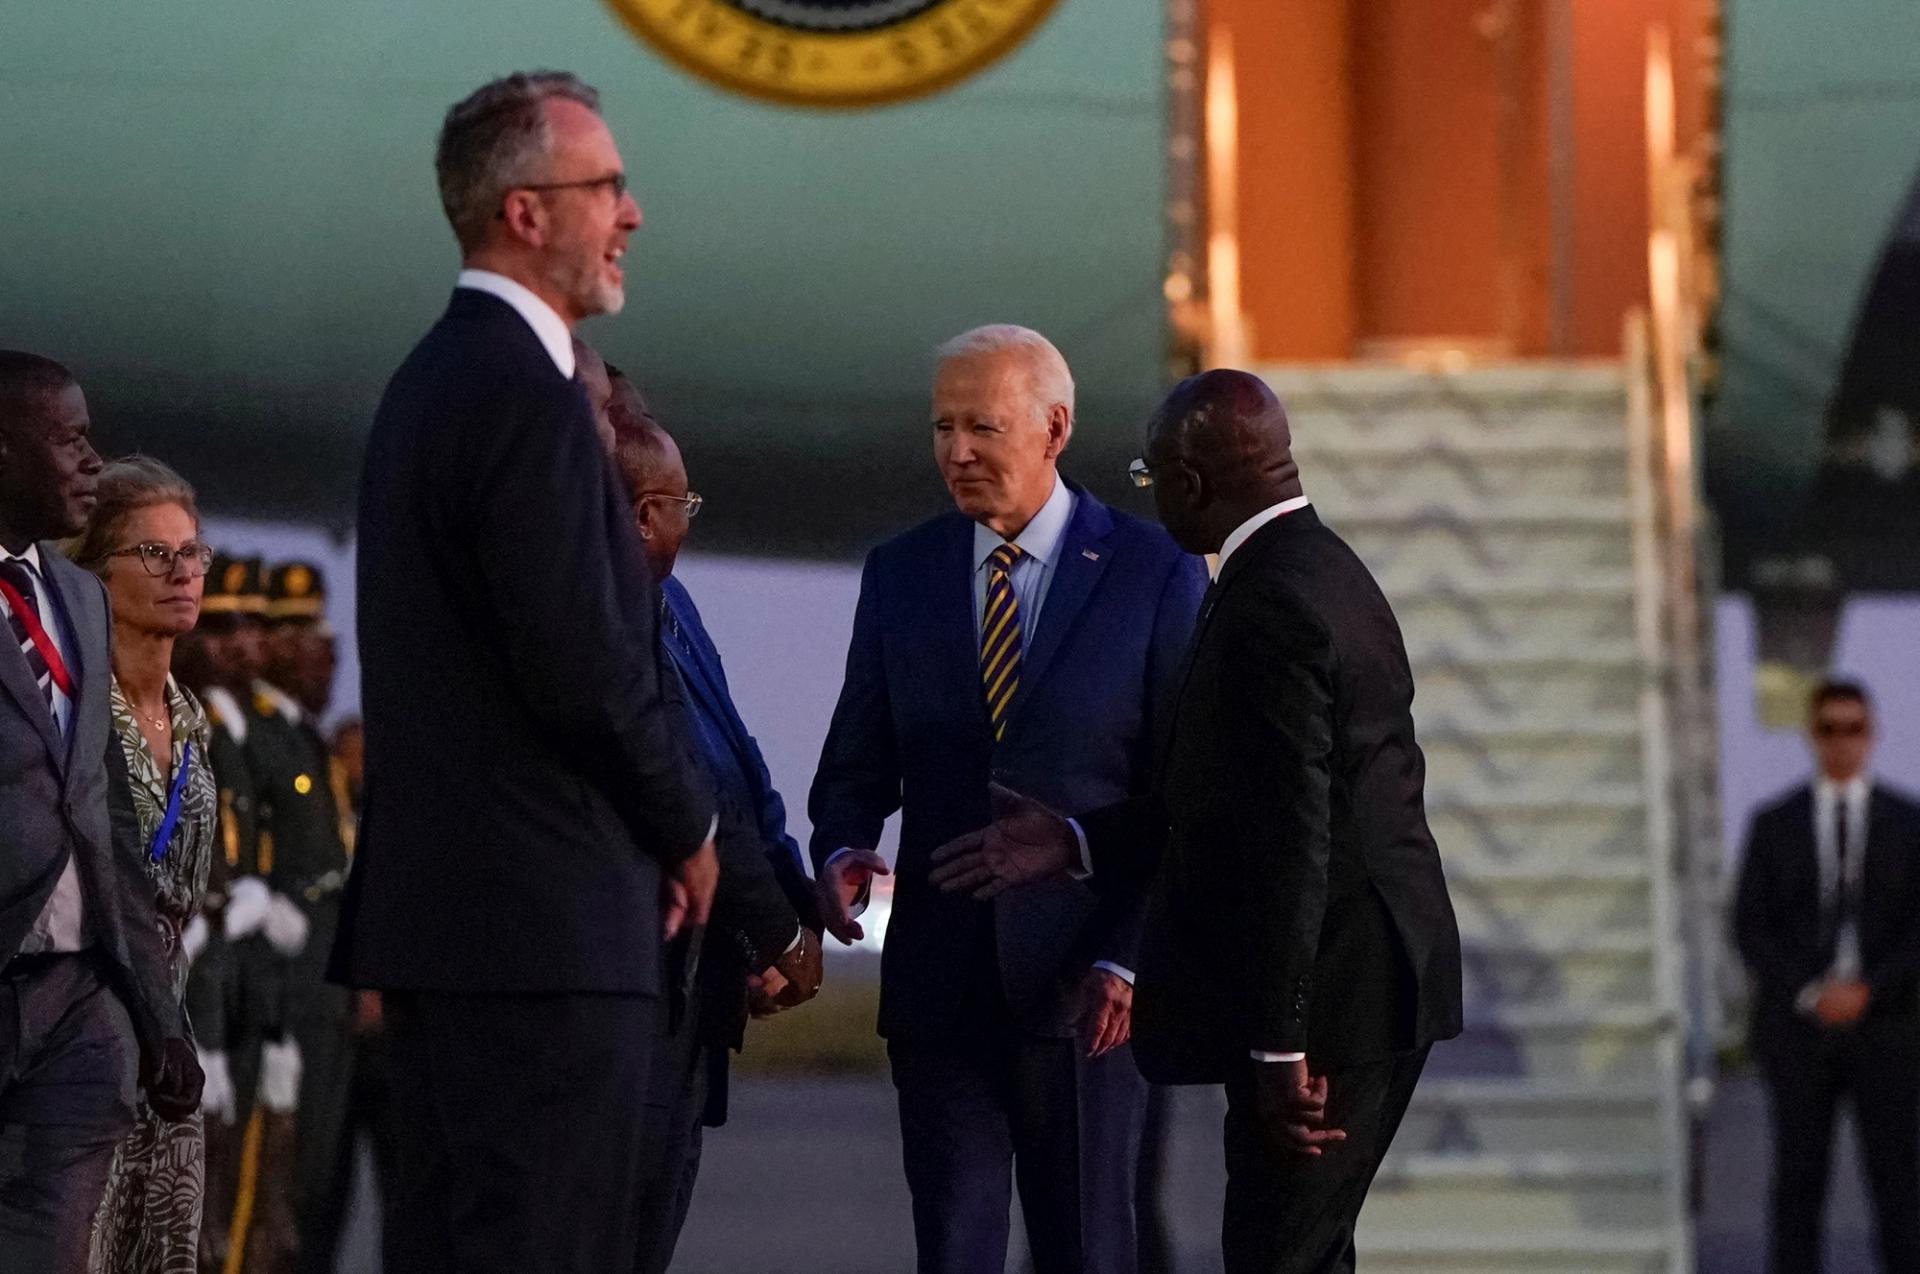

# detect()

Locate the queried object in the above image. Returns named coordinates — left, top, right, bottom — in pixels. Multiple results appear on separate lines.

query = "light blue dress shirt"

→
left=970, top=472, right=1075, bottom=647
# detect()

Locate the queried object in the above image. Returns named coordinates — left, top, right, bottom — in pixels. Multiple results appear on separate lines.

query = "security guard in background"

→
left=252, top=562, right=355, bottom=1274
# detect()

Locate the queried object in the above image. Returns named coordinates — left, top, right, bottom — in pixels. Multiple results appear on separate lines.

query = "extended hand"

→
left=663, top=836, right=720, bottom=941
left=928, top=783, right=1076, bottom=900
left=816, top=849, right=889, bottom=945
left=1076, top=968, right=1133, bottom=1058
left=144, top=1037, right=206, bottom=1122
left=1253, top=1057, right=1346, bottom=1158
left=1815, top=979, right=1872, bottom=1028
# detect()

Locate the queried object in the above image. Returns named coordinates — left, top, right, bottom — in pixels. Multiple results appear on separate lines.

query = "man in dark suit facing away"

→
left=0, top=352, right=202, bottom=1273
left=330, top=73, right=719, bottom=1274
left=1734, top=679, right=1920, bottom=1274
left=933, top=369, right=1463, bottom=1274
left=599, top=370, right=826, bottom=1272
left=810, top=325, right=1208, bottom=1274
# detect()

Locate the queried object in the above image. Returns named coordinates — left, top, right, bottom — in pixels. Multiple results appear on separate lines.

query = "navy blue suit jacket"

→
left=809, top=480, right=1207, bottom=1040
left=661, top=574, right=817, bottom=961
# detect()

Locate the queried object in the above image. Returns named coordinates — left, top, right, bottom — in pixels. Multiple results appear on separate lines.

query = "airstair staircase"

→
left=1267, top=362, right=1696, bottom=1274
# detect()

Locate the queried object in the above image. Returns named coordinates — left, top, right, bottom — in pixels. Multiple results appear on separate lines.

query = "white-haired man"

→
left=333, top=72, right=719, bottom=1274
left=810, top=325, right=1208, bottom=1272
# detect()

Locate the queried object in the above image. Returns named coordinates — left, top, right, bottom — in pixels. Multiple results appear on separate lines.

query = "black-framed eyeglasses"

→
left=638, top=491, right=703, bottom=519
left=515, top=172, right=628, bottom=201
left=97, top=541, right=215, bottom=578
left=1815, top=719, right=1869, bottom=739
left=1127, top=456, right=1180, bottom=488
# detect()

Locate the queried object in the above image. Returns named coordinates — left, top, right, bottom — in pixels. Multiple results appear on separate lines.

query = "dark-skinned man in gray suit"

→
left=0, top=351, right=202, bottom=1273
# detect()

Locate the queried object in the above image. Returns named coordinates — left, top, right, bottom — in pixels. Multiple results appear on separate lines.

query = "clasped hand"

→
left=749, top=927, right=825, bottom=1018
left=1255, top=1058, right=1346, bottom=1159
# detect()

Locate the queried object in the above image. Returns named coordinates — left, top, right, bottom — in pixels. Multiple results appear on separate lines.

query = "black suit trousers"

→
left=383, top=989, right=657, bottom=1274
left=632, top=972, right=710, bottom=1274
left=1221, top=1047, right=1428, bottom=1274
left=1757, top=1009, right=1920, bottom=1274
left=889, top=1026, right=1147, bottom=1274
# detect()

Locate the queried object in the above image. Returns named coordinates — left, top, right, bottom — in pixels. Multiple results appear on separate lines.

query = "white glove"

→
left=182, top=914, right=210, bottom=963
left=260, top=1039, right=302, bottom=1113
left=223, top=876, right=271, bottom=940
left=198, top=1049, right=236, bottom=1125
left=263, top=893, right=310, bottom=957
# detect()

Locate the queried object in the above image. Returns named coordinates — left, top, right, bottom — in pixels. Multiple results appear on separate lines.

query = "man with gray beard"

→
left=331, top=73, right=719, bottom=1274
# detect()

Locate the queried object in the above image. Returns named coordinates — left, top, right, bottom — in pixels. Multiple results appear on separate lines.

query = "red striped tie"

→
left=0, top=559, right=71, bottom=708
left=980, top=543, right=1024, bottom=741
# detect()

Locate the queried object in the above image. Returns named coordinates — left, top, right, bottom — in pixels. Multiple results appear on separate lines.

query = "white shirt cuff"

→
left=784, top=926, right=805, bottom=955
left=1251, top=1050, right=1307, bottom=1062
left=823, top=847, right=873, bottom=918
left=1797, top=981, right=1824, bottom=1016
left=1066, top=818, right=1093, bottom=880
left=1092, top=960, right=1134, bottom=985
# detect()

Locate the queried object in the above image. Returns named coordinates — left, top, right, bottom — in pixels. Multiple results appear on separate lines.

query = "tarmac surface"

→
left=333, top=1068, right=1885, bottom=1272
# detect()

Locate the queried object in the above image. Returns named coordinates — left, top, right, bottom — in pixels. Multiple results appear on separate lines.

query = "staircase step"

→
left=1444, top=863, right=1652, bottom=946
left=1425, top=802, right=1650, bottom=872
left=1337, top=523, right=1634, bottom=584
left=1414, top=663, right=1642, bottom=721
left=1393, top=590, right=1638, bottom=649
left=1356, top=1229, right=1672, bottom=1273
left=1363, top=1152, right=1667, bottom=1233
left=1295, top=434, right=1629, bottom=463
left=1431, top=1006, right=1673, bottom=1081
left=1420, top=728, right=1643, bottom=793
left=1461, top=935, right=1656, bottom=1009
left=1398, top=1079, right=1668, bottom=1156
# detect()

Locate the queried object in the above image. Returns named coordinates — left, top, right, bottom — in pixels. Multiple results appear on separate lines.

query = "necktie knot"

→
left=988, top=543, right=1023, bottom=574
left=0, top=558, right=39, bottom=608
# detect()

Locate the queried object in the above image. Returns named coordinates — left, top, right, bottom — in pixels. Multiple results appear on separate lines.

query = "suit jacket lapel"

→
left=937, top=517, right=992, bottom=729
left=0, top=627, right=59, bottom=760
left=663, top=592, right=760, bottom=783
left=1004, top=493, right=1113, bottom=723
left=42, top=549, right=105, bottom=777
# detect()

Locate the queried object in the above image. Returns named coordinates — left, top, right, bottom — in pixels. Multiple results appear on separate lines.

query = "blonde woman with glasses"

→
left=65, top=456, right=218, bottom=1274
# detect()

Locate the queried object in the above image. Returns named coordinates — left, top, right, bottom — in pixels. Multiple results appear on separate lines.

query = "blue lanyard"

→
left=149, top=740, right=193, bottom=863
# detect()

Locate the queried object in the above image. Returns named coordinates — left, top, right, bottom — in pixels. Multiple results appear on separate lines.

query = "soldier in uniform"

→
left=251, top=562, right=355, bottom=1274
left=174, top=552, right=305, bottom=1272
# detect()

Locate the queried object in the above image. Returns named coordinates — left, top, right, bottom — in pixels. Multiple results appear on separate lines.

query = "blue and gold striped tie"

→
left=980, top=543, right=1024, bottom=740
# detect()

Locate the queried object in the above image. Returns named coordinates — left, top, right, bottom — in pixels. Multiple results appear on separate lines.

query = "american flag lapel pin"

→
left=1082, top=549, right=1101, bottom=561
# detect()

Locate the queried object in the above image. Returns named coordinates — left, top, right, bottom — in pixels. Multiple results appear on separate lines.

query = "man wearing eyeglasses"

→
left=335, top=71, right=718, bottom=1274
left=601, top=373, right=825, bottom=1272
left=1734, top=679, right=1920, bottom=1274
left=809, top=325, right=1206, bottom=1274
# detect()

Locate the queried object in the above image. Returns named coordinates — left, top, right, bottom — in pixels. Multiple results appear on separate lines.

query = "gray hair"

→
left=436, top=71, right=600, bottom=251
left=63, top=455, right=200, bottom=575
left=935, top=324, right=1076, bottom=423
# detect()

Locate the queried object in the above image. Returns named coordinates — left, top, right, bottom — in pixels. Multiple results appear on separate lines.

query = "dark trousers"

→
left=632, top=1007, right=709, bottom=1274
left=0, top=952, right=140, bottom=1274
left=1221, top=1047, right=1429, bottom=1274
left=384, top=989, right=658, bottom=1274
left=1758, top=1010, right=1920, bottom=1274
left=889, top=1027, right=1148, bottom=1274
left=294, top=985, right=393, bottom=1274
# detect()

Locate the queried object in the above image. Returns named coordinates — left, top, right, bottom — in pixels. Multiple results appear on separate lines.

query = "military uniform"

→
left=182, top=554, right=286, bottom=1274
left=252, top=563, right=355, bottom=1274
